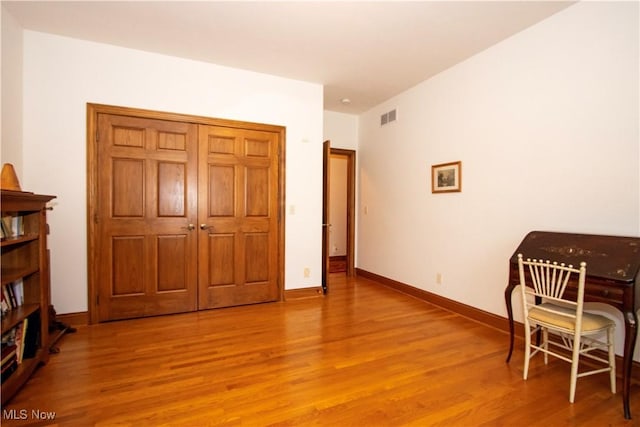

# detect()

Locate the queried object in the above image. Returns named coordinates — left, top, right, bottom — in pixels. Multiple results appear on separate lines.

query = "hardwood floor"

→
left=2, top=273, right=638, bottom=426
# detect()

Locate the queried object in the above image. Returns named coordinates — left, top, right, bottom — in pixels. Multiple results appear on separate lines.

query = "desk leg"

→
left=505, top=284, right=516, bottom=363
left=622, top=310, right=637, bottom=419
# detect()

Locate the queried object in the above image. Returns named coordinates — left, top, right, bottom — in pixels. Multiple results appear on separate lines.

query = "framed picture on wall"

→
left=431, top=161, right=461, bottom=193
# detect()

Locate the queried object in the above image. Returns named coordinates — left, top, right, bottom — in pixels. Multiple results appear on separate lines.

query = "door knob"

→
left=200, top=224, right=212, bottom=230
left=181, top=224, right=195, bottom=231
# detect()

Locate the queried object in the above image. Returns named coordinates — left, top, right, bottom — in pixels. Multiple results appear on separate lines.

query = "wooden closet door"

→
left=197, top=125, right=280, bottom=309
left=96, top=114, right=198, bottom=321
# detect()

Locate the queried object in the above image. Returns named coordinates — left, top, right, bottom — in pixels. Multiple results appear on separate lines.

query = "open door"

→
left=321, top=140, right=331, bottom=293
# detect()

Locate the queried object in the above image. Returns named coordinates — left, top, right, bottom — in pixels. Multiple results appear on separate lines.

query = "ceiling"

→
left=3, top=1, right=574, bottom=114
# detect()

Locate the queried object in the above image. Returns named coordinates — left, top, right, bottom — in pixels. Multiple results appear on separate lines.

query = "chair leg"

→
left=569, top=334, right=582, bottom=403
left=523, top=321, right=531, bottom=380
left=608, top=327, right=616, bottom=394
left=543, top=327, right=549, bottom=365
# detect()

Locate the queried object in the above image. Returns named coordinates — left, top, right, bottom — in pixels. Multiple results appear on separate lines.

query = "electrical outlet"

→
left=436, top=273, right=443, bottom=285
left=304, top=268, right=310, bottom=278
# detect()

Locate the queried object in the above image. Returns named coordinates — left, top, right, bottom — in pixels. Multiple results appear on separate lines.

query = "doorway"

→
left=322, top=142, right=356, bottom=293
left=329, top=152, right=348, bottom=273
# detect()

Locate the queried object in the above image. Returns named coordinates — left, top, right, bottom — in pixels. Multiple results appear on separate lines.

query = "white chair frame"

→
left=518, top=254, right=616, bottom=403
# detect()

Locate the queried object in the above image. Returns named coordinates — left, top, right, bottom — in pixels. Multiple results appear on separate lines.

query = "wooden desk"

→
left=504, top=231, right=640, bottom=419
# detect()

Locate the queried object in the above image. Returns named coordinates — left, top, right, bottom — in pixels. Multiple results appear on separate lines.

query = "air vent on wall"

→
left=380, top=108, right=397, bottom=126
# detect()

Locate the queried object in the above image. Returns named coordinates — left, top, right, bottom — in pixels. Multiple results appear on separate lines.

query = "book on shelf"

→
left=9, top=284, right=17, bottom=308
left=12, top=279, right=24, bottom=307
left=2, top=284, right=15, bottom=310
left=2, top=283, right=18, bottom=310
left=1, top=330, right=17, bottom=383
left=0, top=315, right=36, bottom=366
left=13, top=216, right=24, bottom=236
left=0, top=216, right=11, bottom=238
left=1, top=327, right=16, bottom=345
left=1, top=343, right=17, bottom=366
left=1, top=291, right=9, bottom=315
left=1, top=280, right=25, bottom=315
left=22, top=313, right=39, bottom=360
left=14, top=320, right=25, bottom=364
left=1, top=216, right=13, bottom=238
left=0, top=215, right=23, bottom=238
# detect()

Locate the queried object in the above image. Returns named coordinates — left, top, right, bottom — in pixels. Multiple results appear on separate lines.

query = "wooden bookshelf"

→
left=1, top=190, right=55, bottom=404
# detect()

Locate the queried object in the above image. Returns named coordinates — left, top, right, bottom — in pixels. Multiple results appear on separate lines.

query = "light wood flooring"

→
left=2, top=273, right=639, bottom=426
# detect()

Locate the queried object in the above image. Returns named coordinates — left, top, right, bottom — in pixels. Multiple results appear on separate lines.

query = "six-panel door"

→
left=197, top=125, right=280, bottom=309
left=96, top=114, right=199, bottom=321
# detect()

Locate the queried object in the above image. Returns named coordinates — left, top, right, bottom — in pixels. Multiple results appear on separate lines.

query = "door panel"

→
left=157, top=235, right=188, bottom=291
left=112, top=159, right=144, bottom=217
left=112, top=236, right=144, bottom=295
left=208, top=165, right=235, bottom=216
left=209, top=234, right=235, bottom=285
left=97, top=113, right=198, bottom=321
left=245, top=233, right=269, bottom=282
left=198, top=125, right=280, bottom=309
left=157, top=162, right=187, bottom=217
left=246, top=167, right=269, bottom=216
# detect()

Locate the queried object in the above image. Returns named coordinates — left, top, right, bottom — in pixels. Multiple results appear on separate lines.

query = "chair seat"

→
left=529, top=303, right=614, bottom=332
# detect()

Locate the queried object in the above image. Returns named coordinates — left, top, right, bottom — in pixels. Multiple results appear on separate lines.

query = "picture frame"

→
left=431, top=161, right=462, bottom=193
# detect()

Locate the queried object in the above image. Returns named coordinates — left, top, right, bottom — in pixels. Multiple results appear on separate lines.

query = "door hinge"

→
left=94, top=213, right=99, bottom=224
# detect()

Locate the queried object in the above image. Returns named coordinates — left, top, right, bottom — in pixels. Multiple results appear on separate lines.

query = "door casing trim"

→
left=322, top=146, right=356, bottom=288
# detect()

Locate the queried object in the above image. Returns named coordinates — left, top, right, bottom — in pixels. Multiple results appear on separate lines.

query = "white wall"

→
left=323, top=111, right=359, bottom=151
left=1, top=6, right=24, bottom=175
left=358, top=2, right=639, bottom=357
left=17, top=30, right=323, bottom=314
